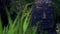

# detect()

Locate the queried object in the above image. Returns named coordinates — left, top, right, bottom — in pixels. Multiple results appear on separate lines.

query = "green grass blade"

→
left=0, top=15, right=3, bottom=34
left=5, top=7, right=13, bottom=28
left=23, top=11, right=31, bottom=33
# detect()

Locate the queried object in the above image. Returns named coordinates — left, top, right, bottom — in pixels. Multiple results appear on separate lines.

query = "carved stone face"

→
left=34, top=0, right=54, bottom=19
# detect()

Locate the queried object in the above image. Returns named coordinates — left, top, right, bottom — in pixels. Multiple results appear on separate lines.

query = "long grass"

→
left=0, top=3, right=39, bottom=34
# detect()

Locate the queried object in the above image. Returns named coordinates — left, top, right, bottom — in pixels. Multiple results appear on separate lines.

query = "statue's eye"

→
left=48, top=4, right=51, bottom=7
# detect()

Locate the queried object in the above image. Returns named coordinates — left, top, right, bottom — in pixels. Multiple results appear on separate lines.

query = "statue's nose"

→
left=42, top=12, right=46, bottom=19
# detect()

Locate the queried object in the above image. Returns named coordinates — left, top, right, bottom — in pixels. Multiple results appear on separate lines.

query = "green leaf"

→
left=0, top=15, right=3, bottom=34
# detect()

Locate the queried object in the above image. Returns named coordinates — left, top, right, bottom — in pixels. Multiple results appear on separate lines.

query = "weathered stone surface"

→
left=31, top=0, right=57, bottom=34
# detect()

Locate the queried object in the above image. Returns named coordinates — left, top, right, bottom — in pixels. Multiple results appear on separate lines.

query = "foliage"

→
left=54, top=0, right=60, bottom=16
left=0, top=3, right=39, bottom=34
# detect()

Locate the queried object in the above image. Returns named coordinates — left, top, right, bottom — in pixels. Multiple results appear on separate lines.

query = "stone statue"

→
left=31, top=0, right=57, bottom=34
